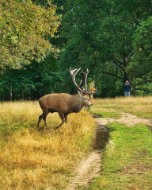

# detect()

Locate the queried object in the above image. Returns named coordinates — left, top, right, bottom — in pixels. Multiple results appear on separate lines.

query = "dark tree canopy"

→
left=0, top=0, right=152, bottom=100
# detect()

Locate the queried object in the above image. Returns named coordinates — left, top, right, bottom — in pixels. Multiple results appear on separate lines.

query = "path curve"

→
left=65, top=112, right=152, bottom=190
left=97, top=112, right=152, bottom=126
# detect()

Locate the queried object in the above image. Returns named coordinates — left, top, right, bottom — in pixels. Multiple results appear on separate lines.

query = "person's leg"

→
left=128, top=91, right=130, bottom=96
left=126, top=91, right=130, bottom=96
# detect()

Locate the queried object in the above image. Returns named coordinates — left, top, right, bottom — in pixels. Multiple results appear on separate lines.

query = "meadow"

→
left=88, top=96, right=152, bottom=190
left=0, top=96, right=152, bottom=190
left=0, top=101, right=95, bottom=190
left=92, top=96, right=152, bottom=119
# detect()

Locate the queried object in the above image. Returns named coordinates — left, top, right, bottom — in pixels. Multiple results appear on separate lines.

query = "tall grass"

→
left=0, top=101, right=95, bottom=190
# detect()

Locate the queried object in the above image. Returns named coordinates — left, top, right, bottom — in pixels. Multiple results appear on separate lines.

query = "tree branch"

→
left=102, top=71, right=123, bottom=80
left=112, top=59, right=124, bottom=71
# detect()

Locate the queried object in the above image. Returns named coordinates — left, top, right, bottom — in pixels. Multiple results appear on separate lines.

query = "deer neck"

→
left=69, top=94, right=83, bottom=113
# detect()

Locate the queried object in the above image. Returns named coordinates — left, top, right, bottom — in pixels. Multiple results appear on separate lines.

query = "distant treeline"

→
left=0, top=0, right=152, bottom=100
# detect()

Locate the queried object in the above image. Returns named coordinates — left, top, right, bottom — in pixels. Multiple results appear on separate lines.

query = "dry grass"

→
left=0, top=101, right=95, bottom=190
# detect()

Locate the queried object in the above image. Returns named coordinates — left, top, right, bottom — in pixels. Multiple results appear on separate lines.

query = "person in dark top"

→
left=124, top=80, right=131, bottom=97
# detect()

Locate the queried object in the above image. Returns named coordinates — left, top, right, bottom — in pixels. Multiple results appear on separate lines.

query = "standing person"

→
left=124, top=80, right=131, bottom=97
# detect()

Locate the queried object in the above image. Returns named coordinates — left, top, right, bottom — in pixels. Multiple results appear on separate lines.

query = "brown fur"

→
left=37, top=93, right=92, bottom=129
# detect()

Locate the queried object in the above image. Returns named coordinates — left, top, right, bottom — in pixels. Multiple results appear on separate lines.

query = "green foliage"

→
left=0, top=0, right=60, bottom=69
left=0, top=0, right=152, bottom=99
left=127, top=16, right=152, bottom=78
left=59, top=0, right=152, bottom=97
left=0, top=56, right=63, bottom=100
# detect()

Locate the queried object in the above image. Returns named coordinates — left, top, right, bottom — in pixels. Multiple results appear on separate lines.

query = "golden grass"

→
left=0, top=101, right=96, bottom=190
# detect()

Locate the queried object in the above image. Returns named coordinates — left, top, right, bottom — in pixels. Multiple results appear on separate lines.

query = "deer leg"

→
left=37, top=113, right=43, bottom=128
left=64, top=114, right=68, bottom=123
left=37, top=110, right=48, bottom=128
left=56, top=113, right=65, bottom=129
left=42, top=112, right=49, bottom=128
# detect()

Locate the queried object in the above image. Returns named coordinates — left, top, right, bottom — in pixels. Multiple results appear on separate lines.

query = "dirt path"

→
left=65, top=112, right=152, bottom=190
left=97, top=112, right=152, bottom=126
left=66, top=151, right=101, bottom=190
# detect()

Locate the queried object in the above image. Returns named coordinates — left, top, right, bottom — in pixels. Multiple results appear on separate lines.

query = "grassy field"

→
left=0, top=96, right=152, bottom=190
left=92, top=96, right=152, bottom=119
left=88, top=96, right=152, bottom=190
left=0, top=101, right=96, bottom=190
left=88, top=123, right=152, bottom=190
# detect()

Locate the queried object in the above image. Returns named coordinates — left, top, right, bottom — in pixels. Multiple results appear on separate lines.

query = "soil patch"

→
left=97, top=112, right=152, bottom=127
left=122, top=164, right=152, bottom=175
left=66, top=150, right=101, bottom=190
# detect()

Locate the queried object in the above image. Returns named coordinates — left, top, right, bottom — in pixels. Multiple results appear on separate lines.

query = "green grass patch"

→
left=91, top=111, right=121, bottom=119
left=89, top=123, right=152, bottom=190
left=91, top=105, right=121, bottom=119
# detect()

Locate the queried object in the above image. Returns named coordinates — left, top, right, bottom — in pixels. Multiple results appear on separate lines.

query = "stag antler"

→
left=82, top=68, right=89, bottom=91
left=69, top=68, right=93, bottom=94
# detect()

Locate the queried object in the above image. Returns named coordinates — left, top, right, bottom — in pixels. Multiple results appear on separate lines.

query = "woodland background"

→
left=0, top=0, right=152, bottom=100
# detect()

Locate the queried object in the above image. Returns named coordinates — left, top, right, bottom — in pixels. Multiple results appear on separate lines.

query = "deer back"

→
left=39, top=93, right=86, bottom=114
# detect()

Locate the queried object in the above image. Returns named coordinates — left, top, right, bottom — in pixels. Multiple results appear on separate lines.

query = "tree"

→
left=0, top=0, right=152, bottom=99
left=127, top=16, right=152, bottom=78
left=126, top=16, right=152, bottom=94
left=59, top=0, right=152, bottom=96
left=0, top=55, right=63, bottom=100
left=0, top=0, right=60, bottom=69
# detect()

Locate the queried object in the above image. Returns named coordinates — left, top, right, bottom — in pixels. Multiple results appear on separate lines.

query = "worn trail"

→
left=65, top=112, right=152, bottom=190
left=66, top=150, right=101, bottom=190
left=97, top=112, right=152, bottom=126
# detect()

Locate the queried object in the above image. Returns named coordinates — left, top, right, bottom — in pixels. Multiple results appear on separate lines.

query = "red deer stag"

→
left=37, top=68, right=93, bottom=129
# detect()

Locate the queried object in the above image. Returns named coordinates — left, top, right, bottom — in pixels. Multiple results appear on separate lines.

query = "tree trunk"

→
left=10, top=85, right=13, bottom=101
